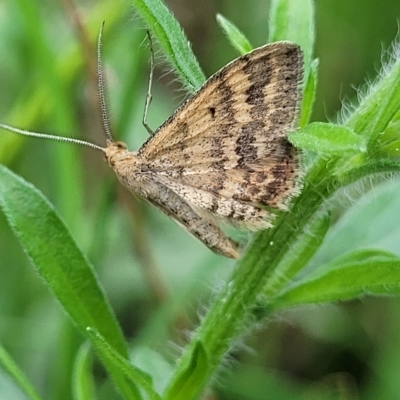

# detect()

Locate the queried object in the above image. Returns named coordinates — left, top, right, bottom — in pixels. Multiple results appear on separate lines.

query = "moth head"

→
left=0, top=23, right=123, bottom=165
left=104, top=140, right=135, bottom=167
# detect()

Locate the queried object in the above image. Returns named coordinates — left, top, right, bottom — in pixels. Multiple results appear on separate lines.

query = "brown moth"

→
left=0, top=29, right=303, bottom=259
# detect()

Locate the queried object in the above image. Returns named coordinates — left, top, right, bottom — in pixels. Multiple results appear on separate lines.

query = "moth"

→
left=0, top=28, right=303, bottom=259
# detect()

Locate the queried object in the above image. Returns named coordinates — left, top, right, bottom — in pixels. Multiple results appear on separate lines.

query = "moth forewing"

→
left=133, top=41, right=303, bottom=237
left=1, top=38, right=303, bottom=259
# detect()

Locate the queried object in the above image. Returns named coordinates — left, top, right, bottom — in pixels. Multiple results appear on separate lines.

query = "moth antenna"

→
left=0, top=24, right=116, bottom=153
left=97, top=21, right=114, bottom=142
left=0, top=123, right=105, bottom=152
left=142, top=30, right=155, bottom=135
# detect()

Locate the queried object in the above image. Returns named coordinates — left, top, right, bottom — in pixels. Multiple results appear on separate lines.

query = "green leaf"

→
left=0, top=344, right=43, bottom=400
left=263, top=212, right=331, bottom=297
left=310, top=178, right=400, bottom=264
left=373, top=111, right=400, bottom=157
left=290, top=122, right=367, bottom=154
left=86, top=328, right=161, bottom=400
left=343, top=45, right=400, bottom=143
left=299, top=58, right=318, bottom=127
left=216, top=14, right=253, bottom=55
left=0, top=166, right=127, bottom=356
left=268, top=0, right=316, bottom=129
left=0, top=166, right=150, bottom=397
left=271, top=249, right=400, bottom=310
left=131, top=347, right=174, bottom=395
left=72, top=343, right=96, bottom=400
left=268, top=0, right=315, bottom=74
left=164, top=341, right=209, bottom=400
left=129, top=0, right=206, bottom=91
left=340, top=159, right=400, bottom=186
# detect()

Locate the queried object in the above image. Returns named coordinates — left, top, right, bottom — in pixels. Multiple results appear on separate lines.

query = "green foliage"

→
left=163, top=341, right=208, bottom=400
left=128, top=0, right=206, bottom=91
left=216, top=14, right=253, bottom=55
left=86, top=328, right=161, bottom=400
left=290, top=122, right=367, bottom=154
left=72, top=343, right=96, bottom=400
left=0, top=345, right=42, bottom=400
left=0, top=166, right=127, bottom=355
left=271, top=249, right=400, bottom=309
left=1, top=0, right=400, bottom=399
left=268, top=0, right=315, bottom=78
left=298, top=58, right=319, bottom=127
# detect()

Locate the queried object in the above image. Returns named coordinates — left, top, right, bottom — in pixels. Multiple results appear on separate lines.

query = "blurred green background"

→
left=1, top=0, right=400, bottom=399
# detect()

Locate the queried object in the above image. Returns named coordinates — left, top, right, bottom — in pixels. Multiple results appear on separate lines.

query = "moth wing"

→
left=153, top=174, right=274, bottom=230
left=144, top=180, right=240, bottom=258
left=138, top=42, right=303, bottom=210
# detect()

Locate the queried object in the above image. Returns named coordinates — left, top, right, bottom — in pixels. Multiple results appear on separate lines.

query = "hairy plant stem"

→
left=164, top=156, right=339, bottom=398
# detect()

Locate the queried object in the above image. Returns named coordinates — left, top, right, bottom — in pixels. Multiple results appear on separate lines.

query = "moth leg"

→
left=145, top=184, right=240, bottom=259
left=142, top=31, right=155, bottom=136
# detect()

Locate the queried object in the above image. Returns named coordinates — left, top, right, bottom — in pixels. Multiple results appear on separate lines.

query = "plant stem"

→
left=164, top=157, right=338, bottom=398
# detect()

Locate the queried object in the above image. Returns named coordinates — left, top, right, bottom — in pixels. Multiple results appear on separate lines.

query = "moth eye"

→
left=209, top=107, right=216, bottom=117
left=115, top=141, right=127, bottom=149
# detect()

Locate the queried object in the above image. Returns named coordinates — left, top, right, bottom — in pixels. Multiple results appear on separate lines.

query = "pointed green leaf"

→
left=290, top=122, right=367, bottom=154
left=340, top=159, right=400, bottom=186
left=264, top=212, right=331, bottom=297
left=164, top=341, right=209, bottom=400
left=87, top=328, right=161, bottom=400
left=216, top=14, right=253, bottom=55
left=72, top=343, right=96, bottom=400
left=299, top=58, right=318, bottom=127
left=268, top=0, right=314, bottom=74
left=374, top=110, right=400, bottom=157
left=271, top=249, right=400, bottom=309
left=131, top=347, right=174, bottom=395
left=0, top=344, right=42, bottom=400
left=343, top=46, right=400, bottom=142
left=129, top=0, right=205, bottom=91
left=310, top=179, right=400, bottom=263
left=0, top=166, right=127, bottom=356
